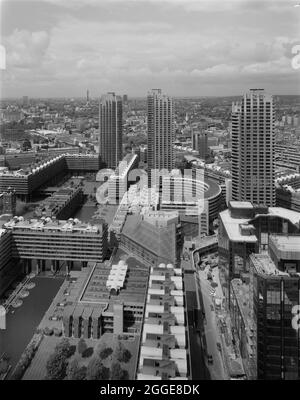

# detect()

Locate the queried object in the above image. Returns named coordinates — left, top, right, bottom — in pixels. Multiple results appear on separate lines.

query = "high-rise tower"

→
left=99, top=92, right=123, bottom=169
left=231, top=89, right=275, bottom=206
left=147, top=89, right=174, bottom=186
left=192, top=129, right=208, bottom=161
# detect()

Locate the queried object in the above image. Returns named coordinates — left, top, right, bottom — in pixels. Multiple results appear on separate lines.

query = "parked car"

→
left=217, top=342, right=222, bottom=352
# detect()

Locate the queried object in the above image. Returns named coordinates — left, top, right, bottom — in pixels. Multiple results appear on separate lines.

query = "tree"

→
left=77, top=338, right=87, bottom=355
left=99, top=347, right=113, bottom=360
left=0, top=359, right=9, bottom=374
left=82, top=347, right=94, bottom=358
left=46, top=353, right=68, bottom=380
left=114, top=342, right=132, bottom=363
left=97, top=341, right=113, bottom=360
left=66, top=358, right=86, bottom=380
left=55, top=338, right=75, bottom=359
left=110, top=362, right=129, bottom=380
left=86, top=358, right=109, bottom=380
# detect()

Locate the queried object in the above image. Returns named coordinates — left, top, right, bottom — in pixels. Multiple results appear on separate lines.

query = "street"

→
left=197, top=269, right=227, bottom=380
left=192, top=248, right=228, bottom=380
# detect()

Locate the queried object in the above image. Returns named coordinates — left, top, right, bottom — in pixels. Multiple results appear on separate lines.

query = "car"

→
left=217, top=342, right=222, bottom=352
left=207, top=354, right=213, bottom=364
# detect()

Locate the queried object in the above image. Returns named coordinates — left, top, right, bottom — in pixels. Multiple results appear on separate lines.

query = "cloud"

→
left=1, top=0, right=299, bottom=96
left=4, top=29, right=50, bottom=69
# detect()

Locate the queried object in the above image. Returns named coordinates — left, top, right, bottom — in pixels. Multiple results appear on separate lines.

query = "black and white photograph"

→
left=0, top=0, right=300, bottom=388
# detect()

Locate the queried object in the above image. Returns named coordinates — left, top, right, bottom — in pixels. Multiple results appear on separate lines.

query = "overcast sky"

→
left=0, top=0, right=299, bottom=98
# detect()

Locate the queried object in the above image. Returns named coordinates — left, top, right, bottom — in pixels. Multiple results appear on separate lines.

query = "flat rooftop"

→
left=80, top=248, right=149, bottom=307
left=220, top=206, right=300, bottom=243
left=269, top=234, right=300, bottom=261
left=270, top=234, right=300, bottom=251
left=230, top=201, right=253, bottom=209
left=249, top=253, right=288, bottom=276
left=268, top=207, right=300, bottom=228
left=4, top=217, right=104, bottom=234
left=219, top=209, right=257, bottom=243
left=114, top=153, right=137, bottom=178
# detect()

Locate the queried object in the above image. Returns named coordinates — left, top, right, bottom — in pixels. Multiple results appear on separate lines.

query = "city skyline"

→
left=1, top=0, right=300, bottom=385
left=1, top=0, right=300, bottom=98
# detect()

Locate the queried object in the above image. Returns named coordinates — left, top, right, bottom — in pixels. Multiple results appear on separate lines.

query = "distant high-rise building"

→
left=231, top=89, right=275, bottom=206
left=22, top=96, right=29, bottom=107
left=2, top=188, right=16, bottom=216
left=147, top=89, right=174, bottom=186
left=99, top=92, right=123, bottom=169
left=192, top=129, right=208, bottom=160
left=123, top=94, right=128, bottom=103
left=87, top=89, right=90, bottom=103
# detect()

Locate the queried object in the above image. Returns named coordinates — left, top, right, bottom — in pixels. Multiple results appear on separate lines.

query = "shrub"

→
left=55, top=338, right=75, bottom=359
left=77, top=338, right=87, bottom=355
left=114, top=342, right=132, bottom=363
left=53, top=328, right=62, bottom=337
left=82, top=347, right=94, bottom=358
left=0, top=359, right=9, bottom=374
left=46, top=353, right=68, bottom=380
left=110, top=362, right=129, bottom=380
left=99, top=347, right=113, bottom=360
left=10, top=335, right=42, bottom=380
left=74, top=365, right=87, bottom=380
left=66, top=358, right=87, bottom=380
left=121, top=349, right=132, bottom=363
left=86, top=358, right=109, bottom=380
left=44, top=327, right=54, bottom=336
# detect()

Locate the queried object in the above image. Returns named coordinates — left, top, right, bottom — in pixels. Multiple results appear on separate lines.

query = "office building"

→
left=22, top=96, right=29, bottom=107
left=4, top=217, right=108, bottom=274
left=99, top=92, right=123, bottom=169
left=147, top=89, right=174, bottom=186
left=231, top=89, right=275, bottom=206
left=218, top=201, right=300, bottom=303
left=63, top=253, right=149, bottom=338
left=120, top=212, right=182, bottom=267
left=34, top=186, right=83, bottom=220
left=275, top=144, right=300, bottom=172
left=0, top=229, right=19, bottom=297
left=0, top=154, right=103, bottom=200
left=2, top=187, right=16, bottom=216
left=192, top=130, right=208, bottom=160
left=230, top=235, right=300, bottom=380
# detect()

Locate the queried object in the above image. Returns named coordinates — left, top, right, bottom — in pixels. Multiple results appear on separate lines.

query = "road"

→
left=197, top=267, right=227, bottom=380
left=181, top=256, right=210, bottom=380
